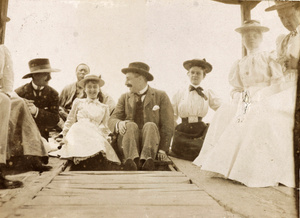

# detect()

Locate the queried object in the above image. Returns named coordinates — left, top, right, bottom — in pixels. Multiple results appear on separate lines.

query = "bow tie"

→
left=189, top=85, right=208, bottom=100
left=290, top=30, right=298, bottom=37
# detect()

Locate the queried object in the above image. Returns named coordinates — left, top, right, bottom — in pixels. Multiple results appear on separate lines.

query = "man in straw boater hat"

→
left=15, top=58, right=60, bottom=140
left=108, top=62, right=174, bottom=170
left=170, top=59, right=221, bottom=161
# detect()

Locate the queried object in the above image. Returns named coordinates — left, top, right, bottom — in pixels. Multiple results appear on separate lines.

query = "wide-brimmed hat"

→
left=235, top=20, right=269, bottom=33
left=265, top=1, right=300, bottom=12
left=183, top=58, right=213, bottom=73
left=22, top=58, right=60, bottom=79
left=121, top=62, right=154, bottom=81
left=78, top=74, right=105, bottom=88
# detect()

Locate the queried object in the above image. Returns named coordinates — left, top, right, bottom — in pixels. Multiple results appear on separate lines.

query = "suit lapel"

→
left=144, top=86, right=154, bottom=108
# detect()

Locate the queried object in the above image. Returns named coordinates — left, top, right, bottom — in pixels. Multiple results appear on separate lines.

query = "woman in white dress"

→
left=193, top=20, right=295, bottom=188
left=54, top=74, right=120, bottom=165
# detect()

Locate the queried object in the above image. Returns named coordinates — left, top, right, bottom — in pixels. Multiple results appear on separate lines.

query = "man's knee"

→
left=126, top=121, right=139, bottom=131
left=143, top=122, right=158, bottom=130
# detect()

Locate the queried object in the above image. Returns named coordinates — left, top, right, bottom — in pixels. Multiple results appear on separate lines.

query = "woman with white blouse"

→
left=193, top=20, right=295, bottom=188
left=170, top=59, right=222, bottom=161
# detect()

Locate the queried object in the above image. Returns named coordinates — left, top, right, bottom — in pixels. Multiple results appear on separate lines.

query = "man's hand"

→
left=24, top=99, right=38, bottom=115
left=118, top=121, right=128, bottom=136
left=157, top=150, right=168, bottom=161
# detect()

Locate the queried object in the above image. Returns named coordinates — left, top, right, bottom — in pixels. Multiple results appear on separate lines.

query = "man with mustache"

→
left=15, top=58, right=60, bottom=140
left=108, top=62, right=174, bottom=170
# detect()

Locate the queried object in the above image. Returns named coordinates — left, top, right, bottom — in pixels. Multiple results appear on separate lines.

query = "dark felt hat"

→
left=78, top=74, right=105, bottom=88
left=183, top=59, right=212, bottom=73
left=121, top=62, right=154, bottom=81
left=22, top=58, right=60, bottom=79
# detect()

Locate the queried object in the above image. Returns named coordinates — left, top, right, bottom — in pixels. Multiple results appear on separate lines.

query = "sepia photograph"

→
left=0, top=0, right=299, bottom=217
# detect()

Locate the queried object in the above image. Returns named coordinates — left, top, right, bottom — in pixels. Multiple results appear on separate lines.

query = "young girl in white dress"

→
left=193, top=20, right=295, bottom=188
left=54, top=74, right=120, bottom=165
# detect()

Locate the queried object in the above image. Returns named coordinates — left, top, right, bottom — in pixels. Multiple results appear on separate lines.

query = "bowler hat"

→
left=183, top=59, right=212, bottom=73
left=22, top=58, right=60, bottom=79
left=78, top=74, right=105, bottom=88
left=235, top=20, right=269, bottom=33
left=121, top=62, right=154, bottom=81
left=265, top=1, right=299, bottom=12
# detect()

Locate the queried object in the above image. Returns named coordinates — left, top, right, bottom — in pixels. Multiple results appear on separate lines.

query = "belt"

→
left=181, top=117, right=202, bottom=123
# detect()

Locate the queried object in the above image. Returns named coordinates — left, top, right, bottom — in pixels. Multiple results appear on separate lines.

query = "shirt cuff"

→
left=34, top=108, right=39, bottom=118
left=115, top=121, right=120, bottom=133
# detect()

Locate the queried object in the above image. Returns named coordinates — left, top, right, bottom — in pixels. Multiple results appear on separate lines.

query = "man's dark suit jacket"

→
left=108, top=86, right=174, bottom=152
left=15, top=82, right=59, bottom=139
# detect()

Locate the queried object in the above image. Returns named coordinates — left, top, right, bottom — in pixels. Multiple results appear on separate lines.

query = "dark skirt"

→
left=171, top=121, right=208, bottom=161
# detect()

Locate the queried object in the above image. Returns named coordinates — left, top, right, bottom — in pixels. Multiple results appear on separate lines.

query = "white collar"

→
left=189, top=84, right=201, bottom=88
left=248, top=48, right=261, bottom=55
left=138, top=85, right=148, bottom=95
left=32, top=82, right=44, bottom=90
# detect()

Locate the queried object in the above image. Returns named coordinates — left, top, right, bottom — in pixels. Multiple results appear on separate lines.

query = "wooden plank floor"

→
left=170, top=157, right=298, bottom=218
left=4, top=170, right=237, bottom=218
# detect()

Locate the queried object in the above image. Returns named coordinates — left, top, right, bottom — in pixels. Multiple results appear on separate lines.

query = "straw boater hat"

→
left=265, top=1, right=300, bottom=12
left=183, top=59, right=213, bottom=73
left=78, top=74, right=105, bottom=88
left=22, top=58, right=60, bottom=79
left=235, top=20, right=269, bottom=34
left=121, top=62, right=154, bottom=81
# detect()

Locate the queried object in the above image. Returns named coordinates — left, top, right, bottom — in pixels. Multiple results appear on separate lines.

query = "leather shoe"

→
left=32, top=165, right=52, bottom=172
left=0, top=176, right=23, bottom=189
left=124, top=159, right=137, bottom=171
left=142, top=158, right=155, bottom=171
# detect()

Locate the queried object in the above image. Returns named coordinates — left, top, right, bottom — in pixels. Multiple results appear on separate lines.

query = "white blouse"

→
left=172, top=85, right=222, bottom=122
left=0, top=45, right=14, bottom=95
left=63, top=98, right=110, bottom=137
left=276, top=25, right=300, bottom=82
left=229, top=50, right=284, bottom=97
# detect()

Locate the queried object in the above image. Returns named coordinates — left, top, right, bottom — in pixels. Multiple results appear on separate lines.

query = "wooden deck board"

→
left=169, top=156, right=297, bottom=218
left=10, top=205, right=236, bottom=218
left=1, top=158, right=238, bottom=218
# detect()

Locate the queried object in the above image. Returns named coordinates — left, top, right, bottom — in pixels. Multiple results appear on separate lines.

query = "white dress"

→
left=193, top=50, right=295, bottom=188
left=54, top=98, right=120, bottom=165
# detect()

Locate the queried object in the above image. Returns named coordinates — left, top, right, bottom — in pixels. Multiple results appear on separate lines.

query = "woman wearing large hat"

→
left=170, top=58, right=222, bottom=161
left=194, top=20, right=295, bottom=188
left=50, top=74, right=121, bottom=167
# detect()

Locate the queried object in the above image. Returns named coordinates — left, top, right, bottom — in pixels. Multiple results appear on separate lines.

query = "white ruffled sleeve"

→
left=207, top=89, right=222, bottom=111
left=228, top=60, right=243, bottom=99
left=100, top=104, right=111, bottom=136
left=62, top=98, right=79, bottom=137
left=171, top=89, right=181, bottom=125
left=268, top=52, right=285, bottom=84
left=0, top=45, right=14, bottom=95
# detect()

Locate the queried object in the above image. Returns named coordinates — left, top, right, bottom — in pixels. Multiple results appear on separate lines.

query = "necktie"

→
left=189, top=85, right=208, bottom=100
left=134, top=91, right=147, bottom=129
left=33, top=86, right=42, bottom=97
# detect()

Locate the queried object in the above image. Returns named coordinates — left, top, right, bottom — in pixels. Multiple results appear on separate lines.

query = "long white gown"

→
left=53, top=98, right=120, bottom=165
left=193, top=50, right=296, bottom=188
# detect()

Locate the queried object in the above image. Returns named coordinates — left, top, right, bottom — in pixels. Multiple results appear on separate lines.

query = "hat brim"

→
left=265, top=2, right=298, bottom=12
left=121, top=67, right=154, bottom=81
left=235, top=26, right=269, bottom=33
left=183, top=60, right=212, bottom=73
left=22, top=68, right=61, bottom=79
left=78, top=77, right=105, bottom=88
